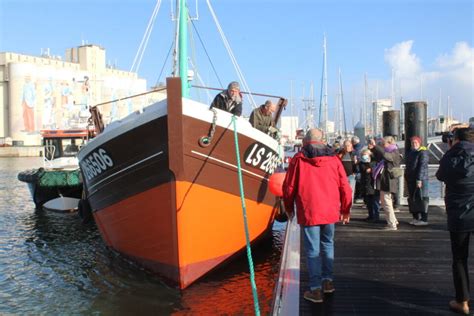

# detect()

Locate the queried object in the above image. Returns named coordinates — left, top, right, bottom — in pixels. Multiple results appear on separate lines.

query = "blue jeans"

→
left=303, top=224, right=335, bottom=290
left=347, top=175, right=356, bottom=202
left=364, top=191, right=381, bottom=220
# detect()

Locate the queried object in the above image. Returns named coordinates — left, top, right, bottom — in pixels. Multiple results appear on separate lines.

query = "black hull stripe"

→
left=190, top=150, right=268, bottom=181
left=88, top=156, right=172, bottom=211
left=88, top=150, right=164, bottom=194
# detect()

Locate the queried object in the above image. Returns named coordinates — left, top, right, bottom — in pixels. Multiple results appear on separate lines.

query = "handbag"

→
left=389, top=167, right=403, bottom=178
left=408, top=187, right=425, bottom=213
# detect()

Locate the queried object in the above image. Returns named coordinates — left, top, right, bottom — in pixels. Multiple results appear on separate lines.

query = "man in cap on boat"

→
left=249, top=100, right=278, bottom=135
left=283, top=128, right=352, bottom=304
left=210, top=81, right=242, bottom=116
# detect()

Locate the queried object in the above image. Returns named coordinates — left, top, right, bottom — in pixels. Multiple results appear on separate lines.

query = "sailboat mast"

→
left=322, top=35, right=328, bottom=133
left=363, top=73, right=368, bottom=129
left=179, top=0, right=189, bottom=97
left=290, top=80, right=294, bottom=141
left=339, top=68, right=347, bottom=137
left=391, top=68, right=395, bottom=109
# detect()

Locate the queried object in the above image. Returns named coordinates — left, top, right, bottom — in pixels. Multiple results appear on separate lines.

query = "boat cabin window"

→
left=43, top=138, right=62, bottom=160
left=63, top=139, right=81, bottom=157
left=43, top=138, right=83, bottom=159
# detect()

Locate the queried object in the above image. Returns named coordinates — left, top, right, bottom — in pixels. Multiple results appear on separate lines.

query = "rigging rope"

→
left=189, top=59, right=213, bottom=103
left=231, top=115, right=261, bottom=316
left=130, top=0, right=162, bottom=73
left=206, top=0, right=257, bottom=109
left=187, top=17, right=202, bottom=101
left=155, top=41, right=175, bottom=87
left=190, top=18, right=223, bottom=88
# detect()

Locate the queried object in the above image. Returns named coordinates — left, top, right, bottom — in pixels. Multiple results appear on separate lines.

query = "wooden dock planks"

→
left=299, top=204, right=471, bottom=315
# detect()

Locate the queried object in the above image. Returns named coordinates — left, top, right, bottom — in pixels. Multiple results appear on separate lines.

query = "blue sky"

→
left=1, top=0, right=473, bottom=128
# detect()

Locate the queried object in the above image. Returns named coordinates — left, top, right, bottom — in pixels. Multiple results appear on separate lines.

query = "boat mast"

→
left=391, top=68, right=395, bottom=109
left=363, top=73, right=368, bottom=129
left=339, top=68, right=347, bottom=137
left=335, top=76, right=340, bottom=135
left=178, top=0, right=190, bottom=97
left=290, top=80, right=294, bottom=141
left=321, top=35, right=328, bottom=134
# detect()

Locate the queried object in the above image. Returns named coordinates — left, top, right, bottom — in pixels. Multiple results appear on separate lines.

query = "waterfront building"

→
left=427, top=116, right=460, bottom=136
left=0, top=44, right=149, bottom=146
left=320, top=120, right=335, bottom=135
left=280, top=116, right=299, bottom=142
left=372, top=98, right=392, bottom=137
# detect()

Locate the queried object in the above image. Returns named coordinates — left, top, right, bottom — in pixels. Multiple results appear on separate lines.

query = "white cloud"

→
left=384, top=40, right=421, bottom=78
left=435, top=41, right=473, bottom=86
left=436, top=42, right=473, bottom=68
left=382, top=41, right=474, bottom=118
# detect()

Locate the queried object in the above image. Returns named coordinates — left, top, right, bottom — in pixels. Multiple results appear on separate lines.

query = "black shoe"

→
left=304, top=289, right=323, bottom=303
left=322, top=280, right=335, bottom=294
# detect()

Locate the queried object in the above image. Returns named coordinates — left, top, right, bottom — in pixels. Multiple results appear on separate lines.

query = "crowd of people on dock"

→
left=210, top=82, right=473, bottom=314
left=331, top=134, right=429, bottom=230
left=282, top=126, right=474, bottom=315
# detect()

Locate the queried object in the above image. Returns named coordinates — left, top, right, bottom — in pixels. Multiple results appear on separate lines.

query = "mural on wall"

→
left=9, top=63, right=147, bottom=145
left=18, top=78, right=144, bottom=132
left=21, top=76, right=36, bottom=133
left=60, top=81, right=73, bottom=128
left=42, top=78, right=55, bottom=129
left=109, top=90, right=118, bottom=122
left=127, top=90, right=133, bottom=115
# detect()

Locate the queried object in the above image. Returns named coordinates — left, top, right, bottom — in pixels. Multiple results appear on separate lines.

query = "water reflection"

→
left=0, top=158, right=284, bottom=315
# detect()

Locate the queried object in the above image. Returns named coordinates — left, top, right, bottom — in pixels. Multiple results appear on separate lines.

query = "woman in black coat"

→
left=436, top=127, right=474, bottom=315
left=405, top=136, right=430, bottom=225
left=359, top=149, right=380, bottom=222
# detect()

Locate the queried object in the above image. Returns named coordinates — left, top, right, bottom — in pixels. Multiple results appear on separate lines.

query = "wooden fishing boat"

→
left=77, top=0, right=287, bottom=289
left=79, top=78, right=286, bottom=288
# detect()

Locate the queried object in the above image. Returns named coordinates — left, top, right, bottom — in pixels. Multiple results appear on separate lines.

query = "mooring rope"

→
left=231, top=115, right=260, bottom=316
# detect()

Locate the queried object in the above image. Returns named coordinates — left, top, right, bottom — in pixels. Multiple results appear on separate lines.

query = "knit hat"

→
left=410, top=136, right=422, bottom=145
left=227, top=81, right=240, bottom=91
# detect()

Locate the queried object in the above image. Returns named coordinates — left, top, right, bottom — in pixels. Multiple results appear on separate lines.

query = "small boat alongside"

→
left=18, top=129, right=94, bottom=208
left=42, top=196, right=81, bottom=213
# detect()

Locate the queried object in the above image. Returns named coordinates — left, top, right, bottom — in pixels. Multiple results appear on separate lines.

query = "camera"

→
left=441, top=131, right=454, bottom=143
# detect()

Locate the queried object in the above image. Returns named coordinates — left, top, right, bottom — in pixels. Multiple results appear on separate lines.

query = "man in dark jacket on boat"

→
left=283, top=128, right=352, bottom=304
left=249, top=100, right=277, bottom=134
left=436, top=127, right=474, bottom=315
left=210, top=81, right=242, bottom=116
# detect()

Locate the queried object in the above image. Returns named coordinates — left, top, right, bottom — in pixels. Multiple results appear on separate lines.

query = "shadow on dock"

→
left=297, top=204, right=469, bottom=316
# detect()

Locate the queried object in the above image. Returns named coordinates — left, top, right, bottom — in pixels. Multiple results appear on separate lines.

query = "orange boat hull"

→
left=79, top=78, right=282, bottom=289
left=94, top=180, right=276, bottom=288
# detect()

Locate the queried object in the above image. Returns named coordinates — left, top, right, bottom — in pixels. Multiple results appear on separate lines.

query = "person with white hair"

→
left=249, top=100, right=278, bottom=134
left=209, top=81, right=242, bottom=116
left=351, top=135, right=363, bottom=202
left=351, top=136, right=363, bottom=157
left=283, top=128, right=352, bottom=304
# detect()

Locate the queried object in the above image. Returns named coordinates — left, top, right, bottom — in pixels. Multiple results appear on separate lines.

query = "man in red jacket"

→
left=283, top=128, right=352, bottom=303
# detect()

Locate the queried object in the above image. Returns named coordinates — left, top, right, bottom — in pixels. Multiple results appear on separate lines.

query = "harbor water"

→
left=0, top=157, right=285, bottom=315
